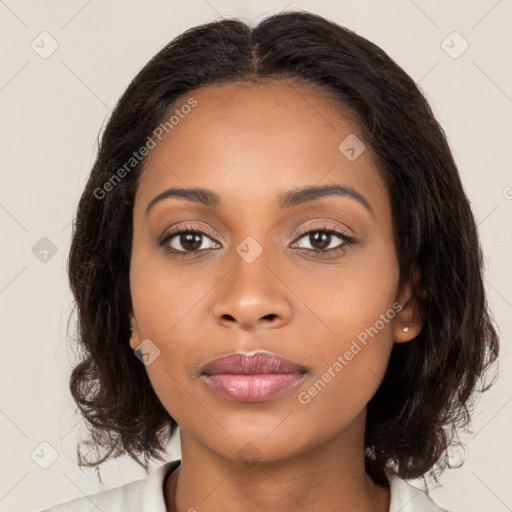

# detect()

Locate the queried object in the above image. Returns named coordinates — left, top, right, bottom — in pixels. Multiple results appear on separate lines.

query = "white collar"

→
left=142, top=460, right=180, bottom=511
left=385, top=466, right=450, bottom=511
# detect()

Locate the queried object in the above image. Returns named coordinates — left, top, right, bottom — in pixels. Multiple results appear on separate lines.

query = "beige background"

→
left=0, top=1, right=511, bottom=511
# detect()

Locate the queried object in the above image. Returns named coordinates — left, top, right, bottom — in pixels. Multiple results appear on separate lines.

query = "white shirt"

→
left=37, top=459, right=451, bottom=512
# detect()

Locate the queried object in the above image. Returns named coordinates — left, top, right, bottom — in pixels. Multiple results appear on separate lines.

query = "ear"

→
left=393, top=269, right=425, bottom=343
left=129, top=311, right=140, bottom=350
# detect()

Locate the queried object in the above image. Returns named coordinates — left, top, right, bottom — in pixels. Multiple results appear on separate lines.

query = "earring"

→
left=402, top=323, right=412, bottom=333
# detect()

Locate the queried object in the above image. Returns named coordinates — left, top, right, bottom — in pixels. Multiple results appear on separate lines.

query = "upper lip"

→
left=201, top=352, right=308, bottom=376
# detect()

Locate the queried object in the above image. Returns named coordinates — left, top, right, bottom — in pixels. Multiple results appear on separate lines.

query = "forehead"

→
left=135, top=80, right=387, bottom=215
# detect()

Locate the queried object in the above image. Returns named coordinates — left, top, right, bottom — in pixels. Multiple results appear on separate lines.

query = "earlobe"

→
left=393, top=269, right=424, bottom=343
left=130, top=330, right=140, bottom=350
left=394, top=320, right=418, bottom=344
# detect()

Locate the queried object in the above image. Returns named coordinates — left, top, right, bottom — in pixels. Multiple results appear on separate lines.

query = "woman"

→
left=40, top=10, right=498, bottom=512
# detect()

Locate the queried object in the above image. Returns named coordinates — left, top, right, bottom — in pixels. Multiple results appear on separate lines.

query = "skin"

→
left=129, top=80, right=423, bottom=512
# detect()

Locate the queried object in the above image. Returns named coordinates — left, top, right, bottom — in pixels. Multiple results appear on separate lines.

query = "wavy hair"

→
left=67, top=10, right=499, bottom=484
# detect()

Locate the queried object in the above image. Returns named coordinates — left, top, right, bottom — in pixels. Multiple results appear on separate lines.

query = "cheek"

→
left=287, top=240, right=399, bottom=348
left=129, top=248, right=215, bottom=420
left=296, top=296, right=397, bottom=435
left=290, top=243, right=398, bottom=411
left=295, top=343, right=391, bottom=443
left=130, top=243, right=209, bottom=339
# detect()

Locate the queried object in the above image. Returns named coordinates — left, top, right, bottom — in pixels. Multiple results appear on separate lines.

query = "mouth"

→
left=200, top=352, right=308, bottom=402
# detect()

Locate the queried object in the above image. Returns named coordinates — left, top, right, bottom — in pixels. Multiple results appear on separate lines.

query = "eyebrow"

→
left=145, top=184, right=374, bottom=217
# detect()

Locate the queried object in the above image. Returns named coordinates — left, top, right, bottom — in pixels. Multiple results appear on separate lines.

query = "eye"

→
left=158, top=225, right=220, bottom=254
left=157, top=223, right=356, bottom=257
left=291, top=224, right=356, bottom=255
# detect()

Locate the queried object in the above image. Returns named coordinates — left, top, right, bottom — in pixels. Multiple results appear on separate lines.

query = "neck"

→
left=164, top=418, right=390, bottom=512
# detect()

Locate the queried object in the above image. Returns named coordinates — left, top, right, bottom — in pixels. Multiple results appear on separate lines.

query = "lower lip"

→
left=202, top=373, right=306, bottom=402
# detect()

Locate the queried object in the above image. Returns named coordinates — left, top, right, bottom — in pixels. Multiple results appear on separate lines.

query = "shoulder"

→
left=36, top=460, right=180, bottom=512
left=386, top=467, right=453, bottom=512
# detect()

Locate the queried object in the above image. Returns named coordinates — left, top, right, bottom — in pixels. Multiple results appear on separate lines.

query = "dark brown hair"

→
left=67, top=10, right=499, bottom=484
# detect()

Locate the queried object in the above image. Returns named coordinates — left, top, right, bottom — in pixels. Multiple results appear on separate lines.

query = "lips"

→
left=201, top=352, right=307, bottom=376
left=200, top=352, right=308, bottom=402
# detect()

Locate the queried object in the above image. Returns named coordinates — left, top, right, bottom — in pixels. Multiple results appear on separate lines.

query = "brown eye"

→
left=175, top=232, right=203, bottom=251
left=158, top=228, right=220, bottom=253
left=293, top=227, right=355, bottom=254
left=306, top=231, right=332, bottom=251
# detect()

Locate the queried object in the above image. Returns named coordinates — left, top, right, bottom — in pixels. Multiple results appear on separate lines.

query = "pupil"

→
left=311, top=232, right=330, bottom=250
left=181, top=233, right=202, bottom=251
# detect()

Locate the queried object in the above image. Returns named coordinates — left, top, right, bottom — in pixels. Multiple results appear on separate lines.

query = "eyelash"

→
left=157, top=223, right=356, bottom=257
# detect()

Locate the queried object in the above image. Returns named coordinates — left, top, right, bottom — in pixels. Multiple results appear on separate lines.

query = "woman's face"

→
left=130, top=80, right=417, bottom=463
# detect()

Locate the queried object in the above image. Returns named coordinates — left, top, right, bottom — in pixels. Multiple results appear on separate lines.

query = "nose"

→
left=213, top=248, right=293, bottom=331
